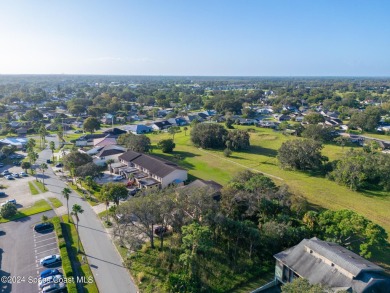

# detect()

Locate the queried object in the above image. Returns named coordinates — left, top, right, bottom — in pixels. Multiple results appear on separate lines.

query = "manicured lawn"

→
left=35, top=180, right=47, bottom=193
left=62, top=215, right=99, bottom=293
left=28, top=182, right=40, bottom=195
left=48, top=197, right=63, bottom=208
left=146, top=126, right=390, bottom=238
left=0, top=199, right=52, bottom=223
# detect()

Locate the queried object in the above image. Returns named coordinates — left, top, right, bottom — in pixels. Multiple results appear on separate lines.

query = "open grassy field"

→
left=147, top=126, right=390, bottom=236
left=147, top=126, right=390, bottom=270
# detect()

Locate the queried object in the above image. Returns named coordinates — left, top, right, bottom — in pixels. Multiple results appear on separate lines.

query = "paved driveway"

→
left=0, top=211, right=56, bottom=293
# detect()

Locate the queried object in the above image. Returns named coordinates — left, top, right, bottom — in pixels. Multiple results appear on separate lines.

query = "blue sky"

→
left=0, top=0, right=389, bottom=76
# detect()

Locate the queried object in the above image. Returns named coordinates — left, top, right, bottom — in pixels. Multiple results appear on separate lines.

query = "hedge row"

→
left=52, top=217, right=78, bottom=293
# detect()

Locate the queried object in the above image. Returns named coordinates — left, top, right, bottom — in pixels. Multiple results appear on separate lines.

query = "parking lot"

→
left=0, top=163, right=38, bottom=208
left=0, top=211, right=61, bottom=293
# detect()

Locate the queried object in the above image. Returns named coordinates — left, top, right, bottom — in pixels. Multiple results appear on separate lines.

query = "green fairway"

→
left=147, top=126, right=390, bottom=237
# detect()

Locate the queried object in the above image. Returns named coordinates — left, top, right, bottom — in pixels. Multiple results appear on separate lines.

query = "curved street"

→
left=37, top=139, right=137, bottom=293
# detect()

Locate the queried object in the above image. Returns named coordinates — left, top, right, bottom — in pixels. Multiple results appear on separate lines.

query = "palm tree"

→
left=98, top=191, right=111, bottom=223
left=50, top=141, right=55, bottom=162
left=40, top=163, right=48, bottom=187
left=84, top=176, right=93, bottom=191
left=39, top=124, right=48, bottom=149
left=71, top=204, right=84, bottom=252
left=106, top=159, right=115, bottom=175
left=62, top=187, right=71, bottom=221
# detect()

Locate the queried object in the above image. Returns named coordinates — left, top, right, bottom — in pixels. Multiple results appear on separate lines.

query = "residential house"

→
left=184, top=179, right=222, bottom=200
left=235, top=118, right=257, bottom=125
left=103, top=128, right=127, bottom=137
left=75, top=133, right=107, bottom=147
left=16, top=127, right=28, bottom=136
left=0, top=137, right=28, bottom=149
left=93, top=135, right=117, bottom=148
left=275, top=114, right=290, bottom=122
left=151, top=120, right=172, bottom=131
left=264, top=237, right=390, bottom=292
left=186, top=114, right=204, bottom=123
left=167, top=117, right=188, bottom=126
left=122, top=124, right=152, bottom=134
left=118, top=150, right=188, bottom=188
left=93, top=145, right=127, bottom=166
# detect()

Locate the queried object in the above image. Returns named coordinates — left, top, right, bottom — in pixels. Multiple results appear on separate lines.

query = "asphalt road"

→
left=0, top=210, right=56, bottom=293
left=37, top=145, right=137, bottom=293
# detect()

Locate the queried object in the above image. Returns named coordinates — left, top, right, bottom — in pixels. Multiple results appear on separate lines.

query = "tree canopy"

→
left=191, top=123, right=228, bottom=149
left=83, top=117, right=101, bottom=134
left=117, top=133, right=151, bottom=153
left=63, top=151, right=92, bottom=171
left=278, top=139, right=327, bottom=171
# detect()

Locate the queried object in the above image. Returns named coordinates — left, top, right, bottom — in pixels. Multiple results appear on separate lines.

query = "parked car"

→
left=74, top=130, right=82, bottom=133
left=19, top=171, right=28, bottom=177
left=113, top=175, right=124, bottom=181
left=55, top=163, right=63, bottom=168
left=0, top=191, right=6, bottom=197
left=41, top=282, right=66, bottom=293
left=13, top=161, right=21, bottom=166
left=12, top=173, right=20, bottom=178
left=128, top=188, right=140, bottom=196
left=40, top=269, right=61, bottom=279
left=16, top=154, right=23, bottom=159
left=4, top=175, right=13, bottom=180
left=1, top=199, right=16, bottom=207
left=1, top=170, right=10, bottom=176
left=46, top=159, right=52, bottom=164
left=34, top=222, right=54, bottom=232
left=40, top=255, right=61, bottom=266
left=0, top=163, right=4, bottom=167
left=39, top=274, right=63, bottom=289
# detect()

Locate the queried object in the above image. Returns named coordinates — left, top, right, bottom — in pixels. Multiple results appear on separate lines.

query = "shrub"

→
left=0, top=203, right=17, bottom=219
left=157, top=139, right=176, bottom=153
left=137, top=272, right=146, bottom=283
left=223, top=148, right=232, bottom=157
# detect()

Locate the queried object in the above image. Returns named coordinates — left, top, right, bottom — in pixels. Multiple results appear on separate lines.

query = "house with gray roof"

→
left=93, top=145, right=126, bottom=166
left=122, top=124, right=152, bottom=134
left=118, top=150, right=187, bottom=188
left=261, top=237, right=390, bottom=292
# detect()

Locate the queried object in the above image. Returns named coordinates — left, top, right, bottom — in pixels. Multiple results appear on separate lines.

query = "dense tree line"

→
left=328, top=149, right=390, bottom=191
left=111, top=170, right=387, bottom=292
left=190, top=123, right=250, bottom=150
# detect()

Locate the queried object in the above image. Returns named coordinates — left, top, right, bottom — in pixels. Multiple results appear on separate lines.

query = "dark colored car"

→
left=0, top=192, right=6, bottom=197
left=34, top=222, right=54, bottom=232
left=40, top=269, right=61, bottom=279
left=46, top=159, right=52, bottom=164
left=55, top=163, right=63, bottom=168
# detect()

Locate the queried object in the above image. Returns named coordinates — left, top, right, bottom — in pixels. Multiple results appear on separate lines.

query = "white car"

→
left=1, top=199, right=16, bottom=206
left=113, top=175, right=124, bottom=181
left=40, top=255, right=61, bottom=266
left=4, top=175, right=13, bottom=180
left=39, top=274, right=63, bottom=289
left=19, top=171, right=28, bottom=177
